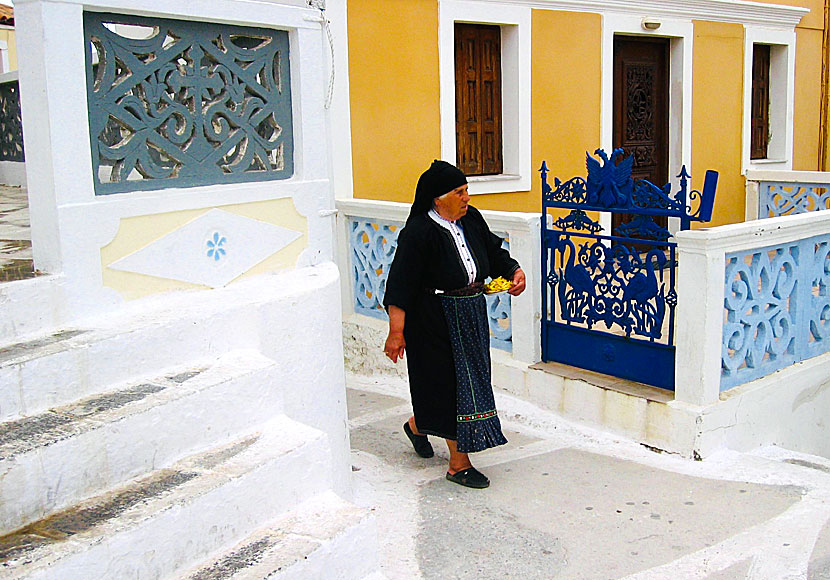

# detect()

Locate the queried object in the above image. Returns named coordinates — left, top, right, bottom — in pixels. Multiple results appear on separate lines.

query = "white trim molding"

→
left=473, top=0, right=808, bottom=28
left=742, top=27, right=796, bottom=173
left=439, top=0, right=532, bottom=195
left=599, top=14, right=694, bottom=235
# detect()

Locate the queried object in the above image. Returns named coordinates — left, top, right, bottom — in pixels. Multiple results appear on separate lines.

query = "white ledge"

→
left=676, top=209, right=830, bottom=254
left=484, top=0, right=809, bottom=28
left=746, top=169, right=830, bottom=184
left=335, top=199, right=540, bottom=232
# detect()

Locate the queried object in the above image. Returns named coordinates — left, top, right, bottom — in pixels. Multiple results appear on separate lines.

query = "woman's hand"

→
left=508, top=268, right=526, bottom=296
left=385, top=305, right=406, bottom=362
left=384, top=331, right=406, bottom=363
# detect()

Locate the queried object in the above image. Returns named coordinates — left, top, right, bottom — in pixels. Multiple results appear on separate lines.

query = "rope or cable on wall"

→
left=307, top=0, right=336, bottom=110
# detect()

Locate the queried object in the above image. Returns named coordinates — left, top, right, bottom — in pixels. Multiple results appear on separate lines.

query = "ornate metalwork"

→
left=554, top=237, right=670, bottom=340
left=541, top=152, right=717, bottom=226
left=721, top=234, right=830, bottom=389
left=615, top=215, right=671, bottom=241
left=348, top=217, right=513, bottom=351
left=760, top=182, right=830, bottom=218
left=84, top=12, right=293, bottom=195
left=552, top=209, right=602, bottom=234
left=0, top=79, right=24, bottom=162
left=541, top=147, right=719, bottom=391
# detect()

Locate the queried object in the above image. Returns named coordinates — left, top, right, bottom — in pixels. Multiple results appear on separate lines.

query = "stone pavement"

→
left=0, top=185, right=33, bottom=282
left=347, top=372, right=830, bottom=580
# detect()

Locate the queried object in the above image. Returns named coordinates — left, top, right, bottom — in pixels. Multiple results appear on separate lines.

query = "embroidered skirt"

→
left=439, top=292, right=508, bottom=453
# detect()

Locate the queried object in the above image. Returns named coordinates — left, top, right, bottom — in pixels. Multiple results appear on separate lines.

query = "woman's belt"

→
left=426, top=282, right=484, bottom=297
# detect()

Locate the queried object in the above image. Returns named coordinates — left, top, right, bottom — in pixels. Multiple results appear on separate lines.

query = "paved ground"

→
left=347, top=372, right=830, bottom=580
left=0, top=186, right=33, bottom=281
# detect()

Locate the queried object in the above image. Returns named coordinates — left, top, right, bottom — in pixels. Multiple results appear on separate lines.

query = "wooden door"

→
left=613, top=37, right=670, bottom=235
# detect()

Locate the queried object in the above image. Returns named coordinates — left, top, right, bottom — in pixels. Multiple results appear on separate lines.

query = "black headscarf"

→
left=407, top=160, right=467, bottom=223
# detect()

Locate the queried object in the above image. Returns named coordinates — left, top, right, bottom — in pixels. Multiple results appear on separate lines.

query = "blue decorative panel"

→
left=541, top=149, right=718, bottom=391
left=348, top=217, right=512, bottom=351
left=722, top=234, right=830, bottom=390
left=84, top=12, right=293, bottom=195
left=0, top=79, right=24, bottom=162
left=760, top=183, right=830, bottom=218
left=350, top=218, right=400, bottom=320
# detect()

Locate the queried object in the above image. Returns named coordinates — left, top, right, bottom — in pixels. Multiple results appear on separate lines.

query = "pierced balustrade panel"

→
left=0, top=80, right=24, bottom=162
left=348, top=217, right=512, bottom=351
left=722, top=233, right=830, bottom=390
left=350, top=218, right=400, bottom=320
left=761, top=183, right=830, bottom=218
left=84, top=13, right=293, bottom=195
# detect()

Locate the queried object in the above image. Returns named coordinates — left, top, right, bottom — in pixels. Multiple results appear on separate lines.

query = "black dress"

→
left=383, top=207, right=519, bottom=440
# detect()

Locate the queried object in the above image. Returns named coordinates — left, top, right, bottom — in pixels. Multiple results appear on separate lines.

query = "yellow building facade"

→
left=347, top=0, right=827, bottom=227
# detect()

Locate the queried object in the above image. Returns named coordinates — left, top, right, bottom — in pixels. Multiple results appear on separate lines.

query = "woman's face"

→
left=434, top=184, right=470, bottom=221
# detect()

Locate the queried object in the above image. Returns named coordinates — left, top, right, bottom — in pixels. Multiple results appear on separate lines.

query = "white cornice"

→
left=467, top=0, right=809, bottom=28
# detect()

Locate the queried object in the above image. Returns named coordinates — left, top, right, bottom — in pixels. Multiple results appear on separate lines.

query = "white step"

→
left=0, top=349, right=282, bottom=534
left=0, top=304, right=251, bottom=421
left=0, top=415, right=332, bottom=580
left=178, top=491, right=380, bottom=580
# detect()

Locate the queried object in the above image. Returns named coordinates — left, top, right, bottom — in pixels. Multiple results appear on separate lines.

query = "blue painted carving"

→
left=722, top=234, right=830, bottom=390
left=350, top=219, right=399, bottom=320
left=206, top=232, right=227, bottom=261
left=541, top=149, right=718, bottom=391
left=84, top=12, right=293, bottom=195
left=349, top=217, right=513, bottom=351
left=0, top=79, right=24, bottom=162
left=760, top=182, right=830, bottom=218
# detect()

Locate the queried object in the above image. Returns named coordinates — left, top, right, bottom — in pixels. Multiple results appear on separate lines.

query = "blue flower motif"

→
left=206, top=232, right=227, bottom=261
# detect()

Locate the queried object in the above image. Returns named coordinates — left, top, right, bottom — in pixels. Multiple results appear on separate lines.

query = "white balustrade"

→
left=335, top=199, right=541, bottom=363
left=746, top=170, right=830, bottom=220
left=675, top=209, right=830, bottom=405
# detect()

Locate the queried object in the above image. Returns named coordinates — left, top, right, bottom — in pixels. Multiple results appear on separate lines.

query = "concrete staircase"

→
left=0, top=267, right=381, bottom=580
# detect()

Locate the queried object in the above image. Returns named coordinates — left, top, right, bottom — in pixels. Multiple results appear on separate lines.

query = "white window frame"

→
left=439, top=0, right=531, bottom=195
left=600, top=13, right=693, bottom=234
left=742, top=27, right=796, bottom=172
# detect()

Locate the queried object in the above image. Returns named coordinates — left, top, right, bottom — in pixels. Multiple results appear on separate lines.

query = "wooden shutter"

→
left=455, top=23, right=503, bottom=176
left=750, top=44, right=771, bottom=160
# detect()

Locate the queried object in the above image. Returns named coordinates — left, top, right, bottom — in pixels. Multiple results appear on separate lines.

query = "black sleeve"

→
left=473, top=208, right=520, bottom=279
left=382, top=224, right=427, bottom=313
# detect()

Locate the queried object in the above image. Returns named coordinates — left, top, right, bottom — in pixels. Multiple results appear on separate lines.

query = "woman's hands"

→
left=385, top=305, right=406, bottom=363
left=384, top=331, right=406, bottom=363
left=508, top=268, right=526, bottom=296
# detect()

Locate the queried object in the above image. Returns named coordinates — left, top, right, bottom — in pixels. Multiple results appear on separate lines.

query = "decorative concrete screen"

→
left=722, top=234, right=830, bottom=389
left=349, top=217, right=513, bottom=351
left=83, top=12, right=293, bottom=195
left=761, top=182, right=830, bottom=218
left=0, top=78, right=24, bottom=162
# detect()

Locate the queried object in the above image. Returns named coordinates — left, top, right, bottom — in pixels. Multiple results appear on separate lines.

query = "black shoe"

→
left=446, top=467, right=490, bottom=489
left=403, top=422, right=434, bottom=458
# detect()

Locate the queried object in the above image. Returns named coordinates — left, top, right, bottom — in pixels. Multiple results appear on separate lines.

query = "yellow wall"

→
left=526, top=10, right=602, bottom=213
left=347, top=0, right=440, bottom=205
left=793, top=26, right=823, bottom=170
left=691, top=21, right=746, bottom=227
left=0, top=28, right=16, bottom=72
left=347, top=3, right=826, bottom=223
left=347, top=6, right=601, bottom=215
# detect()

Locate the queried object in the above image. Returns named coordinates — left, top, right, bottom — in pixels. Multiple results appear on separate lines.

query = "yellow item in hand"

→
left=485, top=277, right=513, bottom=294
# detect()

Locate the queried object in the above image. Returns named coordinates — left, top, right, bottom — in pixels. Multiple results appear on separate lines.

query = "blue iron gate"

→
left=541, top=149, right=718, bottom=390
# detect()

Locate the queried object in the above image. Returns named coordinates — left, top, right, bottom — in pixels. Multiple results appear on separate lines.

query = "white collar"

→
left=428, top=208, right=459, bottom=229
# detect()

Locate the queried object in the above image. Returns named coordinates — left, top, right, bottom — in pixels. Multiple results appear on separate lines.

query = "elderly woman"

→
left=383, top=160, right=526, bottom=489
